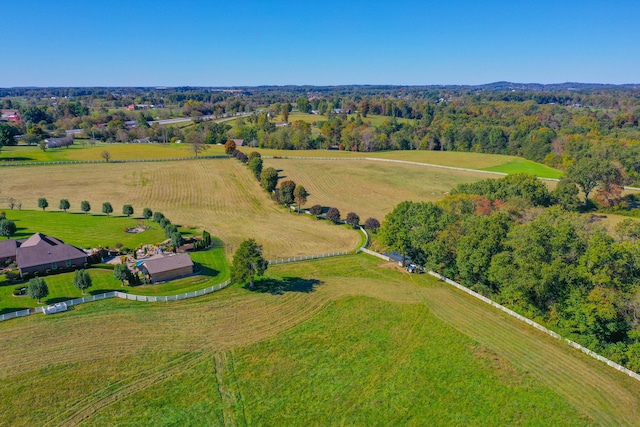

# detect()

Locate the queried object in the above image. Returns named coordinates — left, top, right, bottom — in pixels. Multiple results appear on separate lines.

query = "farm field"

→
left=0, top=159, right=360, bottom=259
left=286, top=112, right=415, bottom=126
left=0, top=142, right=563, bottom=178
left=1, top=255, right=638, bottom=425
left=264, top=158, right=498, bottom=220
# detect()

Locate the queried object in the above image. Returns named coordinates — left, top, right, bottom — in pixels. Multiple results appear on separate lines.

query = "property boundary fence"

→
left=0, top=248, right=361, bottom=322
left=427, top=270, right=640, bottom=382
left=268, top=252, right=349, bottom=265
left=0, top=155, right=232, bottom=167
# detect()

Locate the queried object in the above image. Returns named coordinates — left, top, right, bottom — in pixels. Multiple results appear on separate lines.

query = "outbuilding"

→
left=139, top=253, right=194, bottom=283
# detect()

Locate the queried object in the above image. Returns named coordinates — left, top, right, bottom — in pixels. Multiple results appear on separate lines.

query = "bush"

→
left=326, top=207, right=341, bottom=224
left=153, top=212, right=165, bottom=222
left=345, top=212, right=360, bottom=228
left=158, top=217, right=171, bottom=229
left=309, top=204, right=323, bottom=217
left=364, top=217, right=381, bottom=232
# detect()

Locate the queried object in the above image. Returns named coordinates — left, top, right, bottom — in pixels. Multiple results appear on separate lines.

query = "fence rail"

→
left=426, top=270, right=640, bottom=382
left=0, top=249, right=358, bottom=322
left=0, top=155, right=231, bottom=167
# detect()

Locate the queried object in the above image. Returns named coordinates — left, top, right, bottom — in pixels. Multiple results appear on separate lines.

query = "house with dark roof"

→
left=0, top=239, right=18, bottom=265
left=16, top=233, right=87, bottom=277
left=139, top=253, right=194, bottom=283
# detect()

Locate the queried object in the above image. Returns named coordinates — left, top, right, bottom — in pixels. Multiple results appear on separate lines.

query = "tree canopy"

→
left=230, top=239, right=268, bottom=289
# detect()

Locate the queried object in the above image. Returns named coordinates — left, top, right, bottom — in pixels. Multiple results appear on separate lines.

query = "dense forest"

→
left=379, top=174, right=640, bottom=372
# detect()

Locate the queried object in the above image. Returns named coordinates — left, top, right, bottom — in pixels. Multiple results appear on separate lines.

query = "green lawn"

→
left=482, top=158, right=564, bottom=178
left=2, top=210, right=174, bottom=249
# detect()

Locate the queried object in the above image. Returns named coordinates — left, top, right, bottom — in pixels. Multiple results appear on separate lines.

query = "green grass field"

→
left=1, top=255, right=638, bottom=425
left=1, top=210, right=173, bottom=249
left=287, top=112, right=414, bottom=126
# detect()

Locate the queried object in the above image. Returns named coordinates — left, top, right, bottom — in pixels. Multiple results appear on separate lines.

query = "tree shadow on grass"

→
left=248, top=277, right=323, bottom=295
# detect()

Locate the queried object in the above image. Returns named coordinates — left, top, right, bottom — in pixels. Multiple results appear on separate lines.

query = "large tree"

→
left=294, top=185, right=309, bottom=213
left=80, top=200, right=91, bottom=215
left=142, top=207, right=153, bottom=221
left=186, top=131, right=208, bottom=157
left=279, top=180, right=296, bottom=206
left=567, top=157, right=617, bottom=204
left=59, top=199, right=70, bottom=213
left=73, top=269, right=93, bottom=294
left=38, top=198, right=48, bottom=212
left=114, top=263, right=130, bottom=286
left=28, top=277, right=49, bottom=303
left=224, top=139, right=236, bottom=155
left=0, top=219, right=16, bottom=239
left=0, top=123, right=19, bottom=146
left=260, top=167, right=279, bottom=192
left=230, top=238, right=268, bottom=289
left=102, top=202, right=113, bottom=217
left=248, top=157, right=263, bottom=180
left=122, top=204, right=134, bottom=217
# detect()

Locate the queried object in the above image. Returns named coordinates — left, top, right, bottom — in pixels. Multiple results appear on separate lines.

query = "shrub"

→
left=158, top=217, right=171, bottom=229
left=364, top=217, right=381, bottom=232
left=309, top=204, right=323, bottom=217
left=326, top=207, right=341, bottom=224
left=345, top=212, right=360, bottom=228
left=153, top=212, right=165, bottom=222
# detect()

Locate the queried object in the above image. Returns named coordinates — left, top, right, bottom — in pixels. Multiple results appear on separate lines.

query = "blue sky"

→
left=3, top=0, right=639, bottom=86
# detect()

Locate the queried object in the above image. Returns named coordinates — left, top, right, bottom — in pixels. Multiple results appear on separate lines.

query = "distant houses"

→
left=0, top=109, right=22, bottom=123
left=1, top=233, right=87, bottom=277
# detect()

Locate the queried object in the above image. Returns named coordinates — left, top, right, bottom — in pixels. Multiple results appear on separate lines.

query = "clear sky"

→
left=3, top=0, right=639, bottom=87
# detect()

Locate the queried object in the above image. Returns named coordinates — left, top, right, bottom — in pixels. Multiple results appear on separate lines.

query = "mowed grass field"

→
left=265, top=158, right=495, bottom=220
left=1, top=142, right=563, bottom=178
left=1, top=255, right=638, bottom=425
left=0, top=159, right=359, bottom=259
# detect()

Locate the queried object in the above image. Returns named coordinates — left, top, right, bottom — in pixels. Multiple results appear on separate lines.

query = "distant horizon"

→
left=4, top=0, right=639, bottom=87
left=2, top=81, right=639, bottom=90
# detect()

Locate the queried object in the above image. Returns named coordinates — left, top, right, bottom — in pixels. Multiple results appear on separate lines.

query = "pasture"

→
left=1, top=255, right=638, bottom=425
left=264, top=158, right=494, bottom=220
left=0, top=159, right=360, bottom=259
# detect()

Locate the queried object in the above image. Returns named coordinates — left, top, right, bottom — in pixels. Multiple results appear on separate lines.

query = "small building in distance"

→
left=16, top=233, right=87, bottom=277
left=44, top=136, right=74, bottom=149
left=230, top=138, right=244, bottom=147
left=139, top=253, right=194, bottom=283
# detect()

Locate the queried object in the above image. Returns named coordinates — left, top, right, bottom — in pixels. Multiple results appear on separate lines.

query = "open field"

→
left=0, top=142, right=563, bottom=178
left=1, top=255, right=638, bottom=425
left=265, top=158, right=491, bottom=220
left=0, top=159, right=360, bottom=259
left=287, top=112, right=414, bottom=126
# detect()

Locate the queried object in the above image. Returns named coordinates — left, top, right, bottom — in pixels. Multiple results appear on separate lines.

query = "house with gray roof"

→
left=0, top=239, right=18, bottom=265
left=16, top=233, right=87, bottom=277
left=139, top=253, right=194, bottom=283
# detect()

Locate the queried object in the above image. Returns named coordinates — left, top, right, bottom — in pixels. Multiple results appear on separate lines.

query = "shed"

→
left=140, top=253, right=194, bottom=283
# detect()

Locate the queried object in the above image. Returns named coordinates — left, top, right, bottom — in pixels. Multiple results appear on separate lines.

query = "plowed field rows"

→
left=0, top=159, right=358, bottom=258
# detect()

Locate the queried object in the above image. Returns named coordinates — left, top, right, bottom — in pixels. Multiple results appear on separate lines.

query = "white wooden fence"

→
left=426, top=270, right=640, bottom=382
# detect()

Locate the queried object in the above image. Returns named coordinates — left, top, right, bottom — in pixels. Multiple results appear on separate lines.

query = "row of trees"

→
left=35, top=198, right=150, bottom=219
left=379, top=175, right=640, bottom=371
